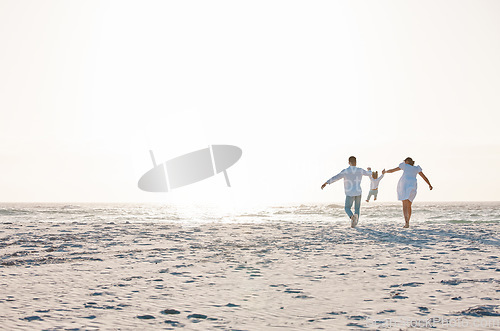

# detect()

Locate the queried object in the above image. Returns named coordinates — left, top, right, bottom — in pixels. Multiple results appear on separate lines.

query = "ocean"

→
left=1, top=202, right=499, bottom=330
left=1, top=201, right=499, bottom=224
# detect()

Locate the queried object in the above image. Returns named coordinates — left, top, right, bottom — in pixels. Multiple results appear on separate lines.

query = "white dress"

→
left=397, top=162, right=422, bottom=202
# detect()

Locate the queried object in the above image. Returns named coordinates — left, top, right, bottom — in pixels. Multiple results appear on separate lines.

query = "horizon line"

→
left=0, top=200, right=499, bottom=205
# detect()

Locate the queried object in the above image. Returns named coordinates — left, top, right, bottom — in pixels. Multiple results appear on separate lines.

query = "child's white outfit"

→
left=366, top=174, right=384, bottom=201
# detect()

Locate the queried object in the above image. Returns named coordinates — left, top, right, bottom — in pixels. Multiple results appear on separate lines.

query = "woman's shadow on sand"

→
left=354, top=225, right=500, bottom=250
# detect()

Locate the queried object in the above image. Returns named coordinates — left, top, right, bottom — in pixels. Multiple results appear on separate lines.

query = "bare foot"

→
left=366, top=200, right=369, bottom=202
left=403, top=223, right=409, bottom=228
left=374, top=198, right=377, bottom=201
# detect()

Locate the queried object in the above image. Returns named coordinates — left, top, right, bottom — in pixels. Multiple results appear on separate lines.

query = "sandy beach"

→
left=1, top=203, right=499, bottom=330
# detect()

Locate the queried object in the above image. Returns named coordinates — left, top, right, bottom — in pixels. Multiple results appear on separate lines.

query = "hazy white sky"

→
left=0, top=0, right=499, bottom=204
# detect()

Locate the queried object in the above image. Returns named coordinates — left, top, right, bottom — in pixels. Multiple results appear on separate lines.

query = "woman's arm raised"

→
left=419, top=172, right=433, bottom=190
left=383, top=167, right=401, bottom=174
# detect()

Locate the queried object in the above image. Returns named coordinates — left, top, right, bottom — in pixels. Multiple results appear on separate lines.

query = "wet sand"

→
left=1, top=220, right=499, bottom=330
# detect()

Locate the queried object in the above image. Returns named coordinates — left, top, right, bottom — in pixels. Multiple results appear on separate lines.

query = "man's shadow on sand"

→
left=354, top=226, right=500, bottom=250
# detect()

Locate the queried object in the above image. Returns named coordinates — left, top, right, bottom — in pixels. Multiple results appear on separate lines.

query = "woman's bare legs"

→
left=402, top=200, right=412, bottom=228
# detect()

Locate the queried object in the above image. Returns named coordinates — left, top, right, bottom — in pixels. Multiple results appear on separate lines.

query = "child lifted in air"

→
left=366, top=168, right=385, bottom=202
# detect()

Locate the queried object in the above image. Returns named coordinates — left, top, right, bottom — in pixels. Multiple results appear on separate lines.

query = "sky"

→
left=0, top=0, right=499, bottom=205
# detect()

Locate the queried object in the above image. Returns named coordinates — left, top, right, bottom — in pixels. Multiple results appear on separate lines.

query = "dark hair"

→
left=405, top=157, right=415, bottom=166
left=373, top=171, right=378, bottom=179
left=348, top=156, right=356, bottom=163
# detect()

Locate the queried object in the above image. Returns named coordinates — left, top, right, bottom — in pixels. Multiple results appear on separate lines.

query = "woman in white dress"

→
left=383, top=157, right=433, bottom=228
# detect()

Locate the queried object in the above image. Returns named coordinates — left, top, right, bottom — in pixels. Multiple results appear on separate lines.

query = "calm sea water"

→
left=0, top=202, right=499, bottom=224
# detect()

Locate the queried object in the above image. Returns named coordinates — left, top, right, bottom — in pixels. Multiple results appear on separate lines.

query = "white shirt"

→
left=370, top=174, right=384, bottom=190
left=326, top=166, right=372, bottom=197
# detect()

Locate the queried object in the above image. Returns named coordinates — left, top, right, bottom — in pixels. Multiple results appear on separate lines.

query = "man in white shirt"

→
left=321, top=156, right=372, bottom=227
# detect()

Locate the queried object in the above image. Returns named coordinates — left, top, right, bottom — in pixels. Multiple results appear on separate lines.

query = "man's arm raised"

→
left=321, top=171, right=344, bottom=190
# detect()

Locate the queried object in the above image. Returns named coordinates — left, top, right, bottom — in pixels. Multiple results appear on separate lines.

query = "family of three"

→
left=320, top=156, right=433, bottom=228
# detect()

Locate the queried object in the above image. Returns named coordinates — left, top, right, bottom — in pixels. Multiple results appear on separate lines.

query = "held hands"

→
left=321, top=183, right=327, bottom=190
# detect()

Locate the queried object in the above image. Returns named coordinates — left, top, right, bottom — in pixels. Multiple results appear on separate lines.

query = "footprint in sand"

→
left=377, top=309, right=396, bottom=314
left=165, top=320, right=183, bottom=326
left=21, top=316, right=43, bottom=321
left=161, top=309, right=181, bottom=315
